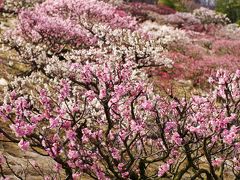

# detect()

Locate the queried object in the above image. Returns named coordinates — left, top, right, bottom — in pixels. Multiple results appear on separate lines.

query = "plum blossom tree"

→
left=1, top=62, right=240, bottom=179
left=0, top=0, right=240, bottom=179
left=2, top=0, right=171, bottom=77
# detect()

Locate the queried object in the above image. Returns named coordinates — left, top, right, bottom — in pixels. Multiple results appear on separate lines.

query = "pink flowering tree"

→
left=2, top=0, right=170, bottom=77
left=1, top=62, right=240, bottom=179
left=16, top=0, right=137, bottom=45
left=0, top=0, right=240, bottom=179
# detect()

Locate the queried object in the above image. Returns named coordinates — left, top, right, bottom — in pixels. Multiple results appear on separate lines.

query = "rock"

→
left=1, top=142, right=65, bottom=179
left=0, top=78, right=7, bottom=86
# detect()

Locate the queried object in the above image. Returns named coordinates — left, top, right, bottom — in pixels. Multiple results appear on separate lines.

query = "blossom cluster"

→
left=162, top=12, right=201, bottom=27
left=218, top=23, right=240, bottom=40
left=160, top=7, right=230, bottom=33
left=15, top=0, right=137, bottom=48
left=160, top=11, right=212, bottom=33
left=140, top=20, right=189, bottom=48
left=112, top=2, right=176, bottom=23
left=193, top=7, right=230, bottom=25
left=157, top=27, right=240, bottom=87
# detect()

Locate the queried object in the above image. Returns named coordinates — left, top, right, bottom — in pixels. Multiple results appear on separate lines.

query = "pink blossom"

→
left=141, top=100, right=153, bottom=110
left=54, top=163, right=62, bottom=172
left=50, top=143, right=59, bottom=157
left=49, top=117, right=59, bottom=128
left=59, top=79, right=71, bottom=101
left=130, top=120, right=145, bottom=133
left=222, top=126, right=238, bottom=145
left=118, top=163, right=125, bottom=172
left=18, top=139, right=30, bottom=151
left=62, top=121, right=71, bottom=130
left=68, top=150, right=79, bottom=159
left=10, top=123, right=36, bottom=137
left=121, top=172, right=129, bottom=178
left=72, top=173, right=81, bottom=180
left=85, top=90, right=96, bottom=101
left=0, top=0, right=4, bottom=9
left=171, top=132, right=182, bottom=146
left=165, top=121, right=177, bottom=133
left=3, top=105, right=12, bottom=113
left=1, top=177, right=10, bottom=180
left=158, top=163, right=170, bottom=177
left=212, top=158, right=224, bottom=167
left=236, top=69, right=240, bottom=78
left=0, top=154, right=5, bottom=165
left=30, top=114, right=44, bottom=123
left=99, top=89, right=107, bottom=99
left=111, top=148, right=121, bottom=160
left=44, top=176, right=51, bottom=180
left=66, top=130, right=77, bottom=141
left=119, top=130, right=128, bottom=140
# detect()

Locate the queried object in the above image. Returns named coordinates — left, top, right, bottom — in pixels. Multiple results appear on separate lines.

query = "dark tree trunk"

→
left=194, top=0, right=216, bottom=8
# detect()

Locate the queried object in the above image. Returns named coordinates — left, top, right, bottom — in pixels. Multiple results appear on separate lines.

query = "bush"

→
left=193, top=7, right=230, bottom=25
left=117, top=2, right=176, bottom=22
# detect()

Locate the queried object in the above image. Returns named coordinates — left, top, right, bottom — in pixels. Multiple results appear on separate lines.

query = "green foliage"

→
left=158, top=0, right=176, bottom=9
left=216, top=0, right=240, bottom=23
left=158, top=0, right=187, bottom=11
left=237, top=20, right=240, bottom=26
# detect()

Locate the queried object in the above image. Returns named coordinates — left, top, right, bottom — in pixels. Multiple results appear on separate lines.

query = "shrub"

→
left=193, top=7, right=230, bottom=25
left=162, top=12, right=200, bottom=27
left=157, top=37, right=240, bottom=88
left=117, top=2, right=176, bottom=22
left=140, top=20, right=189, bottom=48
left=217, top=23, right=240, bottom=40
